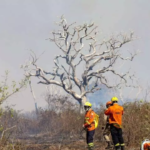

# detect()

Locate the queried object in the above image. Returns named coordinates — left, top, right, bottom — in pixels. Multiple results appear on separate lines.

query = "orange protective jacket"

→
left=105, top=103, right=123, bottom=128
left=84, top=109, right=96, bottom=131
left=144, top=143, right=150, bottom=150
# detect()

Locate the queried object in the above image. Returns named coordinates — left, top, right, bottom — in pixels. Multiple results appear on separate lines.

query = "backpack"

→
left=91, top=110, right=99, bottom=129
left=94, top=113, right=99, bottom=129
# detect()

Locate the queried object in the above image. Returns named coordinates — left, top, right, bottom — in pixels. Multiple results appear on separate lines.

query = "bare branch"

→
left=22, top=16, right=139, bottom=112
left=1, top=125, right=16, bottom=140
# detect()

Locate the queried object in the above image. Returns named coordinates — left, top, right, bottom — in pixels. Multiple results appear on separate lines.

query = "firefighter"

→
left=103, top=101, right=113, bottom=149
left=105, top=97, right=125, bottom=150
left=144, top=143, right=150, bottom=150
left=141, top=139, right=150, bottom=150
left=83, top=102, right=96, bottom=150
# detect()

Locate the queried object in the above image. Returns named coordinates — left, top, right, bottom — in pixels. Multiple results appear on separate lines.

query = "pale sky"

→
left=0, top=0, right=150, bottom=111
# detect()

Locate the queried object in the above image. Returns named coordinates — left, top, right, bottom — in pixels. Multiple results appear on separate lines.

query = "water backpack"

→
left=90, top=110, right=99, bottom=129
left=94, top=113, right=99, bottom=129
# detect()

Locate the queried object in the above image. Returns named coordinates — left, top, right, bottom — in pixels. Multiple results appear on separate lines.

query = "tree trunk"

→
left=79, top=96, right=87, bottom=114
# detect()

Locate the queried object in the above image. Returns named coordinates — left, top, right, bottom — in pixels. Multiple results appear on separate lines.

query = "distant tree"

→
left=23, top=16, right=139, bottom=113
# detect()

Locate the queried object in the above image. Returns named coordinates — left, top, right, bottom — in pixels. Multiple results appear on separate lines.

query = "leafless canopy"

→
left=23, top=16, right=139, bottom=107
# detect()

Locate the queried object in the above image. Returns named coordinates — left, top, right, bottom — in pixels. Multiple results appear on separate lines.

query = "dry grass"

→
left=0, top=100, right=150, bottom=149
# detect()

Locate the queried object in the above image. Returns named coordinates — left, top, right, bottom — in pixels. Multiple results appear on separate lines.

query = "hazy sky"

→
left=0, top=0, right=150, bottom=111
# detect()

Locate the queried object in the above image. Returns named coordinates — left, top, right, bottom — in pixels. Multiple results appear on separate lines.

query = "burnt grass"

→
left=13, top=133, right=139, bottom=150
left=1, top=101, right=150, bottom=150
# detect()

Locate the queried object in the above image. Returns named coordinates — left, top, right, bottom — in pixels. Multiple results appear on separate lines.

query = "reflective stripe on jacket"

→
left=104, top=103, right=123, bottom=127
left=84, top=109, right=96, bottom=131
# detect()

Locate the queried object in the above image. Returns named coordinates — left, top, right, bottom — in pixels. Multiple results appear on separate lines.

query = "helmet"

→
left=106, top=101, right=112, bottom=106
left=84, top=102, right=92, bottom=107
left=111, top=97, right=118, bottom=102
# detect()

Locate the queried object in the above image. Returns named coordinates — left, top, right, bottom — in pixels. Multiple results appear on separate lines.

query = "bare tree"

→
left=23, top=16, right=139, bottom=113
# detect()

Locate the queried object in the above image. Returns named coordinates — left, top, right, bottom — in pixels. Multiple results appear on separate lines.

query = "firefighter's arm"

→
left=84, top=112, right=95, bottom=127
left=105, top=108, right=110, bottom=115
left=84, top=117, right=90, bottom=127
left=84, top=121, right=89, bottom=128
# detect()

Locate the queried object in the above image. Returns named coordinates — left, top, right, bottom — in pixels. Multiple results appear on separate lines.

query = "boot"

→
left=87, top=142, right=94, bottom=150
left=88, top=146, right=94, bottom=150
left=105, top=141, right=113, bottom=149
left=115, top=146, right=121, bottom=150
left=121, top=146, right=125, bottom=150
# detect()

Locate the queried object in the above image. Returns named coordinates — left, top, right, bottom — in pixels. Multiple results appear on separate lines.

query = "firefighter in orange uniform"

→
left=105, top=97, right=125, bottom=150
left=144, top=143, right=150, bottom=150
left=83, top=102, right=96, bottom=150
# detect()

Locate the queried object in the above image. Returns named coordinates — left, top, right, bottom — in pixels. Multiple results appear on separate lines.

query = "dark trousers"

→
left=110, top=124, right=124, bottom=147
left=86, top=130, right=95, bottom=144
